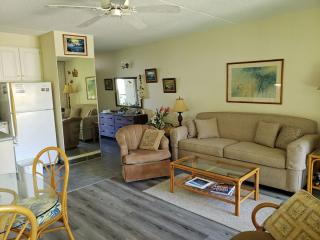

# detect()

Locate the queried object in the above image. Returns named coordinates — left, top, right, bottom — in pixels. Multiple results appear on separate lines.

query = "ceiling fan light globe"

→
left=111, top=8, right=122, bottom=16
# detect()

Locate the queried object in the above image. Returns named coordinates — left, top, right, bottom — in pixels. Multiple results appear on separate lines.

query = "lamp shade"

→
left=63, top=84, right=73, bottom=94
left=173, top=97, right=188, bottom=113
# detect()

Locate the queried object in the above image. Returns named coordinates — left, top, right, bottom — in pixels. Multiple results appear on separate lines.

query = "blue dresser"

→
left=99, top=113, right=148, bottom=138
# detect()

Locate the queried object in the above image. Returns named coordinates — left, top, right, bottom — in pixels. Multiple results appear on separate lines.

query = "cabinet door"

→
left=0, top=47, right=21, bottom=82
left=19, top=48, right=42, bottom=81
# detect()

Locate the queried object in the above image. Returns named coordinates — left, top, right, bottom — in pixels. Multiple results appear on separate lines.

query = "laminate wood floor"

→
left=41, top=138, right=294, bottom=240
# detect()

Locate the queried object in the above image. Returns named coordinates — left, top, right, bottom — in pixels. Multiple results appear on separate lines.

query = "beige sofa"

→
left=68, top=104, right=98, bottom=141
left=170, top=112, right=320, bottom=192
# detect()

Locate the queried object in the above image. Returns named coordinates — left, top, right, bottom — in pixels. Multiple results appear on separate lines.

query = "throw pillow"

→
left=264, top=190, right=320, bottom=240
left=184, top=119, right=197, bottom=138
left=275, top=126, right=303, bottom=150
left=70, top=107, right=81, bottom=118
left=195, top=118, right=220, bottom=139
left=254, top=121, right=280, bottom=148
left=139, top=129, right=165, bottom=151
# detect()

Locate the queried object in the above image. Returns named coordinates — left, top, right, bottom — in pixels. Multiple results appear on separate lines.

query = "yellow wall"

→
left=97, top=7, right=320, bottom=127
left=64, top=58, right=98, bottom=106
left=39, top=32, right=64, bottom=149
left=0, top=32, right=40, bottom=48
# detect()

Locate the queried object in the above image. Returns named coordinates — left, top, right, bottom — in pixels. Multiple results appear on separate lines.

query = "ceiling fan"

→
left=47, top=0, right=181, bottom=29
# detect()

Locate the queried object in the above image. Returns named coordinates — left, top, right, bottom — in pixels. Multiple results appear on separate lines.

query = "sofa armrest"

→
left=287, top=134, right=320, bottom=170
left=115, top=132, right=129, bottom=160
left=159, top=136, right=169, bottom=150
left=170, top=126, right=188, bottom=160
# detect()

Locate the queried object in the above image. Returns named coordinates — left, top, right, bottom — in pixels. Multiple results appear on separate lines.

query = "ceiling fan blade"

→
left=46, top=5, right=102, bottom=11
left=136, top=5, right=180, bottom=13
left=101, top=0, right=111, bottom=9
left=78, top=14, right=106, bottom=28
left=123, top=15, right=147, bottom=30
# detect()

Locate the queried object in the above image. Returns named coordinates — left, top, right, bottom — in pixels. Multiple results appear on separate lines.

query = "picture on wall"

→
left=145, top=68, right=158, bottom=83
left=85, top=76, right=97, bottom=100
left=63, top=34, right=88, bottom=56
left=104, top=78, right=113, bottom=90
left=162, top=78, right=176, bottom=93
left=227, top=59, right=284, bottom=104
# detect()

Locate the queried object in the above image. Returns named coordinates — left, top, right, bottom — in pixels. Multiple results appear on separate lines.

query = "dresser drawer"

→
left=100, top=122, right=115, bottom=130
left=115, top=116, right=134, bottom=125
left=100, top=129, right=115, bottom=138
left=100, top=115, right=114, bottom=125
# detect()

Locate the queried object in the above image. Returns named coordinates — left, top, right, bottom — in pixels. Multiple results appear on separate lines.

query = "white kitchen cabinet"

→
left=0, top=138, right=16, bottom=174
left=0, top=47, right=21, bottom=82
left=19, top=48, right=42, bottom=81
left=0, top=47, right=41, bottom=82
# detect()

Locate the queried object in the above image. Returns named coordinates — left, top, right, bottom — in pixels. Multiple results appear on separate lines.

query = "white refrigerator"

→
left=0, top=82, right=57, bottom=171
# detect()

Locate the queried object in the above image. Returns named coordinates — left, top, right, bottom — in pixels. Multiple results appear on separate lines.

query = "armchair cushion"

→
left=264, top=190, right=320, bottom=240
left=124, top=149, right=171, bottom=165
left=139, top=129, right=165, bottom=150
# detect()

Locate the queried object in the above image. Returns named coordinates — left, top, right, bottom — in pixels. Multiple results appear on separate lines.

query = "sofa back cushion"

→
left=196, top=112, right=317, bottom=142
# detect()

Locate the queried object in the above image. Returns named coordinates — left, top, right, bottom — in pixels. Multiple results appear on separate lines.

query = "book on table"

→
left=185, top=177, right=214, bottom=190
left=184, top=177, right=235, bottom=196
left=208, top=183, right=235, bottom=196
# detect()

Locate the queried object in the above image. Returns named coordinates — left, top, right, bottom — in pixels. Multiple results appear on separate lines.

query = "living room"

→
left=0, top=1, right=320, bottom=240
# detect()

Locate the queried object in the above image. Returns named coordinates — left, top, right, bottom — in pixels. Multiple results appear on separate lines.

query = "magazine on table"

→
left=185, top=177, right=214, bottom=190
left=208, top=183, right=235, bottom=196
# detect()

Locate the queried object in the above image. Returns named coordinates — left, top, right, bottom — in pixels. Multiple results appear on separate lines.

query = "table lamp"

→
left=173, top=97, right=188, bottom=126
left=63, top=83, right=74, bottom=109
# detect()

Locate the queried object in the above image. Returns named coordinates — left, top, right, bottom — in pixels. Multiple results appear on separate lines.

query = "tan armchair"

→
left=116, top=124, right=171, bottom=182
left=63, top=117, right=81, bottom=150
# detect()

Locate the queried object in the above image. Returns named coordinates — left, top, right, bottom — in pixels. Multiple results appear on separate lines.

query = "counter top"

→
left=0, top=132, right=13, bottom=142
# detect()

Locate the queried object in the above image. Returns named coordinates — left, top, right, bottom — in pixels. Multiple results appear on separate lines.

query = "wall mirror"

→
left=115, top=77, right=142, bottom=108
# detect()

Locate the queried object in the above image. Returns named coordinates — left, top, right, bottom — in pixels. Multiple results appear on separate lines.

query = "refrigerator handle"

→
left=9, top=83, right=18, bottom=141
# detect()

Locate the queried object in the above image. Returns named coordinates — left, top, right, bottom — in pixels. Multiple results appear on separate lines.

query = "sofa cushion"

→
left=224, top=142, right=286, bottom=169
left=254, top=121, right=280, bottom=148
left=184, top=119, right=197, bottom=138
left=195, top=118, right=220, bottom=139
left=70, top=107, right=81, bottom=118
left=179, top=138, right=238, bottom=157
left=124, top=149, right=171, bottom=164
left=275, top=126, right=302, bottom=150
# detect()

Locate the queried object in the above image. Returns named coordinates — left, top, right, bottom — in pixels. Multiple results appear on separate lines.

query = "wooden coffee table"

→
left=170, top=156, right=260, bottom=216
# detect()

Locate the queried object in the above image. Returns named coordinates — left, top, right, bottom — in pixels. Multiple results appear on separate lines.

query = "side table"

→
left=307, top=149, right=320, bottom=194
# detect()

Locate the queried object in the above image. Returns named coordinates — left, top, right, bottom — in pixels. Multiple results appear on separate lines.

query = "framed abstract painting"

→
left=227, top=59, right=284, bottom=104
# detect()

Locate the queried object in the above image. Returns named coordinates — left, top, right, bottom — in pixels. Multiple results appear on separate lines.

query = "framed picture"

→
left=227, top=59, right=284, bottom=104
left=162, top=78, right=176, bottom=93
left=85, top=76, right=97, bottom=100
left=63, top=34, right=88, bottom=56
left=104, top=79, right=113, bottom=90
left=145, top=68, right=158, bottom=83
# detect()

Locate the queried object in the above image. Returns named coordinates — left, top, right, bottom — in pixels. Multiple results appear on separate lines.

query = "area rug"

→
left=144, top=175, right=283, bottom=232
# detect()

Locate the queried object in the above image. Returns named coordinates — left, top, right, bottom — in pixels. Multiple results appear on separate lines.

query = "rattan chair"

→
left=32, top=147, right=75, bottom=240
left=0, top=205, right=37, bottom=240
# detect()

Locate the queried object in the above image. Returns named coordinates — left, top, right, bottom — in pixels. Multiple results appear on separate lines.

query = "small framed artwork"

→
left=162, top=78, right=176, bottom=93
left=145, top=68, right=158, bottom=83
left=63, top=34, right=88, bottom=56
left=85, top=76, right=97, bottom=100
left=104, top=79, right=113, bottom=90
left=227, top=59, right=284, bottom=104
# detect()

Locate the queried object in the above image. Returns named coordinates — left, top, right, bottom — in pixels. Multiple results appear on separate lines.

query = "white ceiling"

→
left=0, top=0, right=319, bottom=51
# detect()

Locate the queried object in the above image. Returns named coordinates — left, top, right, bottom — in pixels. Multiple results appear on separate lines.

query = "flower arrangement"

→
left=148, top=106, right=170, bottom=129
